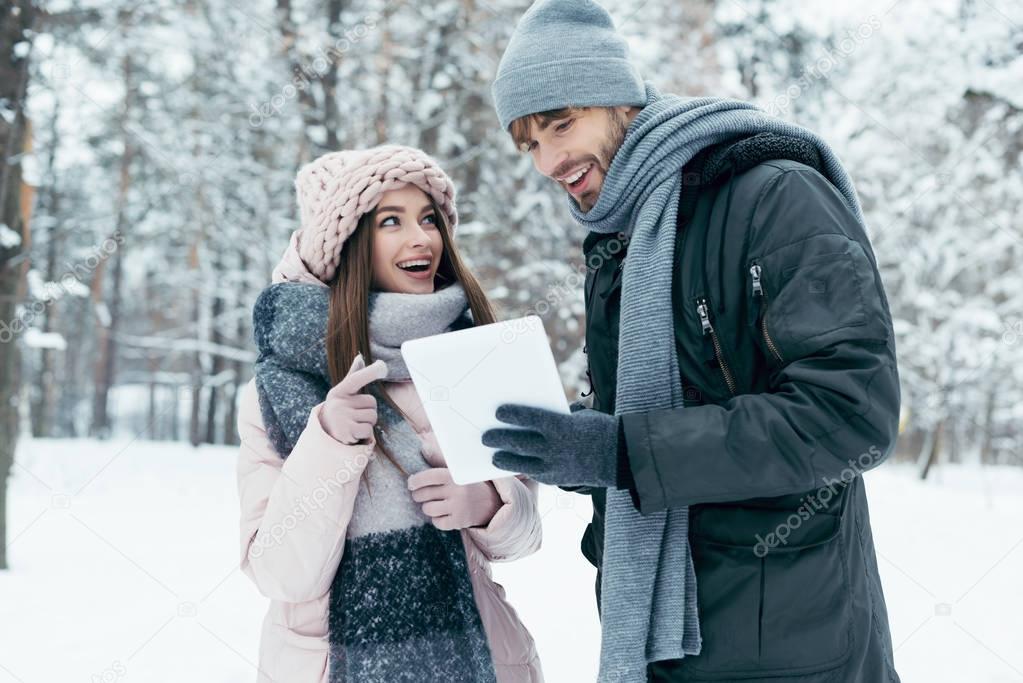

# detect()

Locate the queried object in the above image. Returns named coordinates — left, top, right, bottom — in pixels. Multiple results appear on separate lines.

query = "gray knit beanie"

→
left=491, top=0, right=646, bottom=132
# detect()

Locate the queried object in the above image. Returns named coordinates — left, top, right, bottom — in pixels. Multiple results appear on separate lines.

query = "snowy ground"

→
left=1, top=437, right=1021, bottom=682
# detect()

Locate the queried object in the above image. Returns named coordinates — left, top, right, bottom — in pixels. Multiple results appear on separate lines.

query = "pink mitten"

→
left=407, top=468, right=502, bottom=531
left=318, top=354, right=388, bottom=444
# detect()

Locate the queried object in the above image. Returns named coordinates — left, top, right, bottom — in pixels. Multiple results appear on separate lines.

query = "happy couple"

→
left=238, top=1, right=902, bottom=682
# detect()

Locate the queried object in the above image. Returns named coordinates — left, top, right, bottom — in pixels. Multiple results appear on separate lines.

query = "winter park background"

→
left=0, top=0, right=1021, bottom=681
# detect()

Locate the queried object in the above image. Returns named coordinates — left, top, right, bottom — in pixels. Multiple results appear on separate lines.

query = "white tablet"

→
left=400, top=315, right=570, bottom=485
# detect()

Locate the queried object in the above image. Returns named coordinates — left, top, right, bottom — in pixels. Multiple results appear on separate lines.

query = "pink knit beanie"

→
left=294, top=145, right=458, bottom=283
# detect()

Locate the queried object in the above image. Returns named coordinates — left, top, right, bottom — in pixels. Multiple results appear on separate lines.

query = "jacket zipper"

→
left=696, top=298, right=737, bottom=395
left=581, top=345, right=594, bottom=399
left=750, top=262, right=784, bottom=363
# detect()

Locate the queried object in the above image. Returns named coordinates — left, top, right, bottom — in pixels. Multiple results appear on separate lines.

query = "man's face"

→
left=519, top=106, right=632, bottom=213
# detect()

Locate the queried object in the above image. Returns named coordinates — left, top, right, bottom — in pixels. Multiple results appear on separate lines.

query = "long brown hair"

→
left=323, top=194, right=497, bottom=472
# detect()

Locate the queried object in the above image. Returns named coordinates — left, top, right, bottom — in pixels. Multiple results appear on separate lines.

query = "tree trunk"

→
left=147, top=381, right=157, bottom=440
left=373, top=5, right=391, bottom=142
left=32, top=101, right=61, bottom=437
left=322, top=0, right=344, bottom=151
left=187, top=243, right=204, bottom=447
left=168, top=384, right=180, bottom=441
left=204, top=284, right=223, bottom=444
left=0, top=0, right=36, bottom=571
left=979, top=385, right=997, bottom=465
left=189, top=370, right=203, bottom=447
left=275, top=0, right=324, bottom=159
left=414, top=7, right=456, bottom=154
left=188, top=273, right=204, bottom=447
left=918, top=418, right=945, bottom=480
left=222, top=250, right=248, bottom=447
left=91, top=54, right=134, bottom=438
left=59, top=289, right=88, bottom=437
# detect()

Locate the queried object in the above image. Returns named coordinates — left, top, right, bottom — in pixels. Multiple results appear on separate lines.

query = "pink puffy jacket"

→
left=237, top=233, right=544, bottom=682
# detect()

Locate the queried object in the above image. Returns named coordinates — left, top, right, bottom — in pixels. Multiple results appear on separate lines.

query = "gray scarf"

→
left=251, top=281, right=470, bottom=456
left=570, top=83, right=864, bottom=682
left=252, top=280, right=494, bottom=682
left=368, top=281, right=471, bottom=381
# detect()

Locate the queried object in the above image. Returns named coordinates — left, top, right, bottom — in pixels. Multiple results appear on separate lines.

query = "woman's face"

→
left=370, top=185, right=444, bottom=294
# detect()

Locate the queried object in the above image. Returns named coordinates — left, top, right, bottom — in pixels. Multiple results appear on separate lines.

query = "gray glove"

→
left=482, top=403, right=621, bottom=488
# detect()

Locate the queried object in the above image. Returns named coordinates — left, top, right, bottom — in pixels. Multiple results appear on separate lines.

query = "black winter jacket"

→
left=578, top=133, right=901, bottom=682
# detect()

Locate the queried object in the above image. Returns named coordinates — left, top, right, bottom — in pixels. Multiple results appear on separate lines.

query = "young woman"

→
left=236, top=145, right=544, bottom=683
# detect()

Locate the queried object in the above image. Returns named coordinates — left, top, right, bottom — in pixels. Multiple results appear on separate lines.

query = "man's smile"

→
left=559, top=163, right=596, bottom=196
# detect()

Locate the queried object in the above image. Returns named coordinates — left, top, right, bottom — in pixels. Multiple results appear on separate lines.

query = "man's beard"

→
left=578, top=108, right=630, bottom=212
left=599, top=107, right=630, bottom=173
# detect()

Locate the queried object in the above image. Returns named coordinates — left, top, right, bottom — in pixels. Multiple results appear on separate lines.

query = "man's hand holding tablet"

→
left=401, top=316, right=574, bottom=485
left=483, top=402, right=626, bottom=488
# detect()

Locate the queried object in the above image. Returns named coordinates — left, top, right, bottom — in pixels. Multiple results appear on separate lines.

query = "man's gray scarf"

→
left=569, top=82, right=865, bottom=682
left=251, top=280, right=496, bottom=682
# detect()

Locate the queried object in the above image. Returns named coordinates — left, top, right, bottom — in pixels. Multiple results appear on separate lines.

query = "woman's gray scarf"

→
left=367, top=281, right=472, bottom=381
left=251, top=280, right=496, bottom=682
left=570, top=82, right=865, bottom=682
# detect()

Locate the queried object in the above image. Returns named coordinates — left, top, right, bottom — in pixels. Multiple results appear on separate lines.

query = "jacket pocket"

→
left=684, top=506, right=853, bottom=679
left=750, top=234, right=889, bottom=362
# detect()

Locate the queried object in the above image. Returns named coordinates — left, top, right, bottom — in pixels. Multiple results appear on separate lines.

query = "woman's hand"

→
left=407, top=468, right=503, bottom=531
left=318, top=353, right=388, bottom=444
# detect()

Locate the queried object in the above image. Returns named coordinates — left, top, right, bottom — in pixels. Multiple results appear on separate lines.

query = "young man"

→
left=480, top=1, right=902, bottom=682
